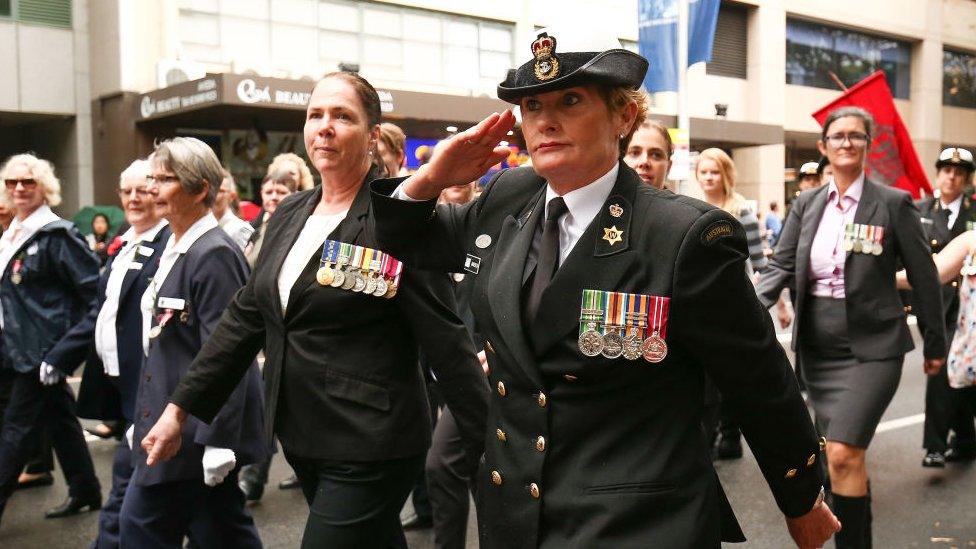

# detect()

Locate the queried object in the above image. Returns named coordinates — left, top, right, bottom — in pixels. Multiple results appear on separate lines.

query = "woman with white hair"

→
left=0, top=153, right=103, bottom=524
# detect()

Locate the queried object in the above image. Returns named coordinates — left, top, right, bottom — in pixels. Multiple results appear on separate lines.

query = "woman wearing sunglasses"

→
left=757, top=106, right=947, bottom=547
left=0, top=153, right=103, bottom=525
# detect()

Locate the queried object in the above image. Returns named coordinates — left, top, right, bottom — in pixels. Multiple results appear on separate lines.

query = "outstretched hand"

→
left=403, top=110, right=517, bottom=200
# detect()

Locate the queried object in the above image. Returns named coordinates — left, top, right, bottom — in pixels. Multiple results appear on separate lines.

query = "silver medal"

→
left=578, top=323, right=604, bottom=357
left=601, top=332, right=624, bottom=359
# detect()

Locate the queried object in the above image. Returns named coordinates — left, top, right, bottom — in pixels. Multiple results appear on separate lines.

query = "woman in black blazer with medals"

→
left=369, top=27, right=838, bottom=549
left=757, top=106, right=947, bottom=548
left=141, top=72, right=488, bottom=549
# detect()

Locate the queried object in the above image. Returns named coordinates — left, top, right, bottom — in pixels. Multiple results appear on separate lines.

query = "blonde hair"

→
left=597, top=87, right=649, bottom=158
left=378, top=122, right=407, bottom=175
left=697, top=148, right=746, bottom=215
left=267, top=153, right=315, bottom=191
left=0, top=153, right=63, bottom=207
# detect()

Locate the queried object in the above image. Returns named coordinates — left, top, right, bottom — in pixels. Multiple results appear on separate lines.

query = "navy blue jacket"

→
left=0, top=219, right=100, bottom=373
left=131, top=226, right=267, bottom=486
left=46, top=225, right=172, bottom=423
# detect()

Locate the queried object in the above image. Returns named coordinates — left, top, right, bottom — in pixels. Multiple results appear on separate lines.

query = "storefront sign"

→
left=138, top=78, right=219, bottom=120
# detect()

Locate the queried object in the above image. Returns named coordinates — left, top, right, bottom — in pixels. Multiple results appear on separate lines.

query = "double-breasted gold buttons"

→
left=496, top=429, right=507, bottom=442
left=537, top=392, right=547, bottom=407
left=785, top=468, right=798, bottom=479
left=535, top=436, right=546, bottom=452
left=491, top=471, right=503, bottom=485
left=485, top=340, right=495, bottom=354
left=807, top=453, right=817, bottom=466
left=819, top=437, right=827, bottom=451
left=497, top=381, right=506, bottom=397
left=932, top=239, right=939, bottom=246
left=563, top=374, right=578, bottom=382
left=529, top=483, right=540, bottom=498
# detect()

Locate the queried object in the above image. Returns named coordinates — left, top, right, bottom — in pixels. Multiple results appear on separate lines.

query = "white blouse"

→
left=277, top=211, right=347, bottom=314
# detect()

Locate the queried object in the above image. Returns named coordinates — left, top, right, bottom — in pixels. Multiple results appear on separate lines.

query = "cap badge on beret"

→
left=532, top=32, right=560, bottom=81
left=953, top=149, right=962, bottom=162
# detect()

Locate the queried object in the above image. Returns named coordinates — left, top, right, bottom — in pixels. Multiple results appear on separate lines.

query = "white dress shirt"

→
left=141, top=213, right=219, bottom=355
left=219, top=210, right=255, bottom=251
left=941, top=195, right=963, bottom=230
left=277, top=211, right=348, bottom=314
left=0, top=205, right=60, bottom=329
left=95, top=219, right=168, bottom=376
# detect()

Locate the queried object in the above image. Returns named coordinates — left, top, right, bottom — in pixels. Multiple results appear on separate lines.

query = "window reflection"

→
left=944, top=49, right=976, bottom=108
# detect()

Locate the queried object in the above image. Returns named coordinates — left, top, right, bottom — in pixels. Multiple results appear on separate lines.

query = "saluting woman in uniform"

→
left=369, top=26, right=838, bottom=549
left=758, top=106, right=947, bottom=548
left=140, top=71, right=488, bottom=549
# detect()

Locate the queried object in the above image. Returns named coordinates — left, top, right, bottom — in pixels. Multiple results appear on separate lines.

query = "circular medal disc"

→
left=364, top=277, right=377, bottom=295
left=872, top=244, right=883, bottom=256
left=577, top=330, right=604, bottom=357
left=843, top=240, right=854, bottom=252
left=352, top=273, right=367, bottom=293
left=622, top=334, right=641, bottom=361
left=10, top=273, right=21, bottom=285
left=341, top=269, right=357, bottom=290
left=384, top=286, right=398, bottom=299
left=373, top=279, right=388, bottom=297
left=149, top=325, right=162, bottom=339
left=641, top=335, right=668, bottom=363
left=330, top=270, right=345, bottom=288
left=601, top=332, right=624, bottom=359
left=316, top=266, right=334, bottom=286
left=861, top=241, right=873, bottom=255
left=852, top=241, right=863, bottom=254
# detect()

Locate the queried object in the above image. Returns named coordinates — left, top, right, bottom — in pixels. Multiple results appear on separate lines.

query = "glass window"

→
left=271, top=0, right=316, bottom=25
left=479, top=25, right=512, bottom=53
left=319, top=30, right=359, bottom=63
left=944, top=49, right=976, bottom=108
left=444, top=19, right=478, bottom=47
left=785, top=19, right=911, bottom=99
left=363, top=6, right=401, bottom=38
left=180, top=10, right=220, bottom=47
left=180, top=0, right=217, bottom=12
left=0, top=0, right=8, bottom=16
left=272, top=23, right=318, bottom=66
left=403, top=13, right=441, bottom=43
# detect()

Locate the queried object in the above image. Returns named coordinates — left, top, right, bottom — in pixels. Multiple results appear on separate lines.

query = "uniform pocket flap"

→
left=322, top=369, right=391, bottom=412
left=584, top=480, right=676, bottom=495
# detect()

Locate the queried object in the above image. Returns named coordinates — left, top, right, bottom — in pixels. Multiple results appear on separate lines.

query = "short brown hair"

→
left=597, top=87, right=649, bottom=158
left=636, top=119, right=673, bottom=157
left=379, top=123, right=406, bottom=162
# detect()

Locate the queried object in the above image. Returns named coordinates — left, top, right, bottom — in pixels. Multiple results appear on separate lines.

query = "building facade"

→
left=4, top=0, right=976, bottom=213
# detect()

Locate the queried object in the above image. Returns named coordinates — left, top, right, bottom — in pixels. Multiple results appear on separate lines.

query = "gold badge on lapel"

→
left=531, top=33, right=560, bottom=81
left=603, top=226, right=624, bottom=246
left=609, top=204, right=623, bottom=218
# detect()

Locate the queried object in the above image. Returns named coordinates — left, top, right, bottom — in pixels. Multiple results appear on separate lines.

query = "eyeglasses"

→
left=118, top=186, right=151, bottom=198
left=824, top=133, right=870, bottom=149
left=4, top=178, right=37, bottom=190
left=145, top=174, right=181, bottom=186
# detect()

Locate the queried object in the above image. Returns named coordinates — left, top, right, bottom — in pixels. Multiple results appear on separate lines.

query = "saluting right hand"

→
left=403, top=110, right=516, bottom=200
left=142, top=402, right=187, bottom=466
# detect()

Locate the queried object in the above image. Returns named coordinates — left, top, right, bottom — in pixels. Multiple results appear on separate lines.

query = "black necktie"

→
left=941, top=208, right=952, bottom=228
left=525, top=197, right=568, bottom=326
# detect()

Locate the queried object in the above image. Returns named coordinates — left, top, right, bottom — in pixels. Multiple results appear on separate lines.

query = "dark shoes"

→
left=239, top=479, right=265, bottom=503
left=85, top=421, right=123, bottom=440
left=278, top=475, right=301, bottom=490
left=945, top=445, right=976, bottom=463
left=922, top=451, right=946, bottom=468
left=17, top=471, right=54, bottom=490
left=400, top=512, right=433, bottom=530
left=44, top=494, right=102, bottom=519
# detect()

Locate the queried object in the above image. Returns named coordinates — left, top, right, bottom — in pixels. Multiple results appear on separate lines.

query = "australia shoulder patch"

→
left=700, top=220, right=735, bottom=246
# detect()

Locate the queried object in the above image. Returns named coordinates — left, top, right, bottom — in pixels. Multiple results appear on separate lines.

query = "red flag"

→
left=812, top=71, right=931, bottom=198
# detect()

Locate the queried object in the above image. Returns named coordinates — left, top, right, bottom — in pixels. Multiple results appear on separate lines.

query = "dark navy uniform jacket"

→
left=131, top=226, right=267, bottom=487
left=46, top=224, right=171, bottom=423
left=915, top=195, right=976, bottom=329
left=370, top=162, right=823, bottom=549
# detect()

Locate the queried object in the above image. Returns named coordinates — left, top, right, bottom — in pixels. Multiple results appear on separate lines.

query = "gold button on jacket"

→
left=535, top=436, right=546, bottom=452
left=497, top=381, right=506, bottom=397
left=537, top=392, right=547, bottom=407
left=529, top=483, right=540, bottom=498
left=491, top=470, right=503, bottom=485
left=496, top=429, right=507, bottom=442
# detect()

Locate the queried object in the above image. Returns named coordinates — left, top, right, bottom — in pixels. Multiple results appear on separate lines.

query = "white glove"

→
left=202, top=446, right=236, bottom=487
left=39, top=362, right=64, bottom=386
left=125, top=425, right=134, bottom=449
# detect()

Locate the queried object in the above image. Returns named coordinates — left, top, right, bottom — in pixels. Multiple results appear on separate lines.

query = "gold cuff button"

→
left=785, top=468, right=798, bottom=479
left=485, top=340, right=494, bottom=354
left=496, top=429, right=507, bottom=442
left=563, top=374, right=578, bottom=382
left=819, top=437, right=827, bottom=451
left=807, top=453, right=816, bottom=466
left=529, top=483, right=540, bottom=498
left=491, top=470, right=503, bottom=485
left=497, top=381, right=506, bottom=397
left=952, top=280, right=959, bottom=288
left=932, top=239, right=939, bottom=246
left=535, top=436, right=546, bottom=452
left=537, top=392, right=547, bottom=407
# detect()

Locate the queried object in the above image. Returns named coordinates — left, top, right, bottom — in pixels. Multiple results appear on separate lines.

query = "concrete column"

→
left=910, top=0, right=945, bottom=187
left=733, top=143, right=787, bottom=215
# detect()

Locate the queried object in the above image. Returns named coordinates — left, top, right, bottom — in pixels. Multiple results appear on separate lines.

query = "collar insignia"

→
left=602, top=226, right=624, bottom=246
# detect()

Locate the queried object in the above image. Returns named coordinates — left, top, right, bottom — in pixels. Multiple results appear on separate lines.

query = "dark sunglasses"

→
left=4, top=178, right=37, bottom=190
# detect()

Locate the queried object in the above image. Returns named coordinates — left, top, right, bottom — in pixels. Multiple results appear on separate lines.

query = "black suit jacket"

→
left=914, top=195, right=976, bottom=329
left=46, top=225, right=171, bottom=423
left=370, top=162, right=822, bottom=548
left=169, top=169, right=488, bottom=465
left=758, top=179, right=946, bottom=361
left=131, top=226, right=267, bottom=486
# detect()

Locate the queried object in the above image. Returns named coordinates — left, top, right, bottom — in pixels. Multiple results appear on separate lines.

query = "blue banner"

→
left=638, top=0, right=721, bottom=92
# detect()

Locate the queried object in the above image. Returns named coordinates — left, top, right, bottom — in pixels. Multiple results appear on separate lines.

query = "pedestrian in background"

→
left=378, top=122, right=407, bottom=178
left=623, top=117, right=673, bottom=190
left=766, top=201, right=783, bottom=248
left=214, top=169, right=255, bottom=250
left=0, top=153, right=102, bottom=524
left=245, top=169, right=298, bottom=269
left=757, top=106, right=947, bottom=548
left=267, top=152, right=316, bottom=191
left=87, top=213, right=112, bottom=264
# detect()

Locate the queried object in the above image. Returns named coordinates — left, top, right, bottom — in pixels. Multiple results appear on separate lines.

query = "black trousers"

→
left=119, top=468, right=261, bottom=549
left=285, top=451, right=424, bottom=549
left=0, top=370, right=100, bottom=520
left=0, top=367, right=53, bottom=475
left=425, top=407, right=476, bottom=549
left=924, top=360, right=976, bottom=452
left=90, top=438, right=133, bottom=549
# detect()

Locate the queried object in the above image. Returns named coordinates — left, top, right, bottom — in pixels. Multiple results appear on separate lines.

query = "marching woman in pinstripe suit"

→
left=757, top=106, right=947, bottom=548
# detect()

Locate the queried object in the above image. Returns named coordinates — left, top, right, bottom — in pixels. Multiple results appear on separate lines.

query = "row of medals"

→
left=316, top=262, right=397, bottom=298
left=577, top=309, right=667, bottom=363
left=843, top=236, right=883, bottom=255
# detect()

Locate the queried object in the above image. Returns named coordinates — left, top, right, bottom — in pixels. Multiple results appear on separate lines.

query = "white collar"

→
left=940, top=194, right=963, bottom=213
left=8, top=205, right=59, bottom=235
left=168, top=213, right=218, bottom=255
left=122, top=219, right=169, bottom=245
left=219, top=209, right=241, bottom=225
left=544, top=163, right=619, bottom=224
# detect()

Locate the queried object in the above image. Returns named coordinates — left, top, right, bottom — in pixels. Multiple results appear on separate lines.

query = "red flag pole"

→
left=827, top=71, right=849, bottom=92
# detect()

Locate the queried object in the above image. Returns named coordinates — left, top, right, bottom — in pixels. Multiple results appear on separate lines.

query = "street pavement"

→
left=1, top=324, right=975, bottom=548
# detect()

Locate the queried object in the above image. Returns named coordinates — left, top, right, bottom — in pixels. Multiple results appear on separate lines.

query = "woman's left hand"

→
left=923, top=358, right=945, bottom=376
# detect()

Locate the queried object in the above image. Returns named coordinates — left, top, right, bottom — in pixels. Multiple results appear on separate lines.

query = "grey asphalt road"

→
left=1, top=324, right=974, bottom=548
